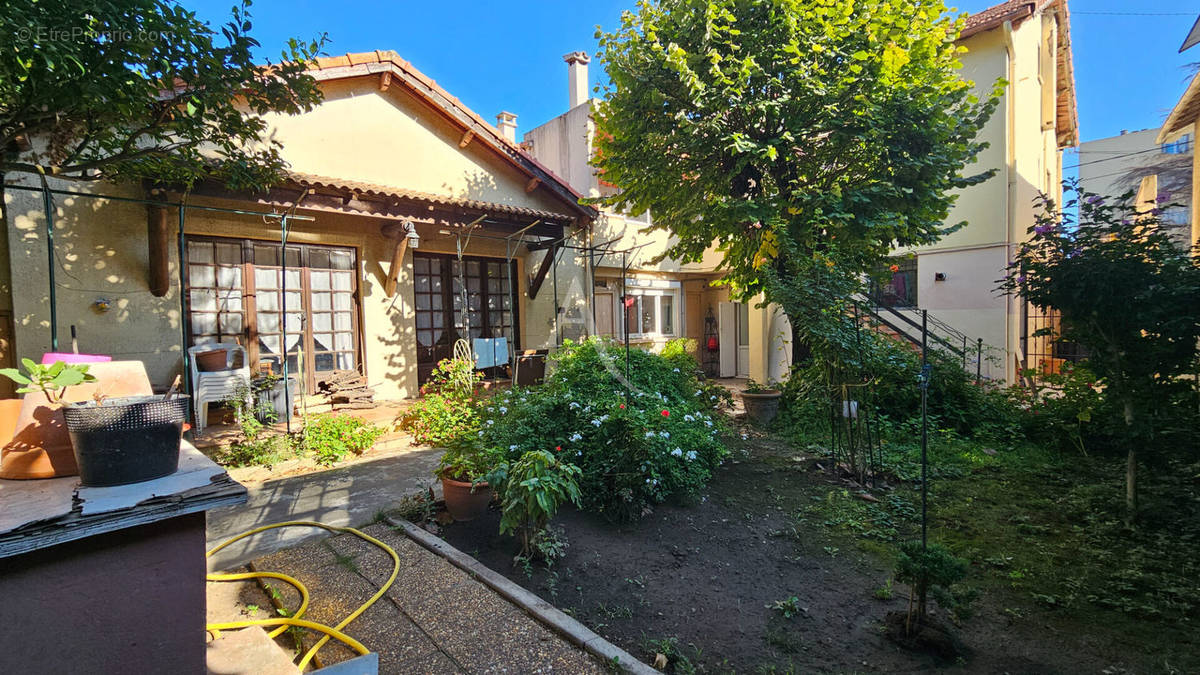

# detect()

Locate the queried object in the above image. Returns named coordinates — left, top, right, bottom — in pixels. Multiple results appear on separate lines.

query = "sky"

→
left=192, top=0, right=1200, bottom=165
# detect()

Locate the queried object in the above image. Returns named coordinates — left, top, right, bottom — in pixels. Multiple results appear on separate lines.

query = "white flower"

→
left=591, top=419, right=603, bottom=427
left=477, top=431, right=484, bottom=437
left=645, top=431, right=656, bottom=439
left=509, top=445, right=518, bottom=451
left=487, top=420, right=494, bottom=426
left=711, top=395, right=717, bottom=400
left=671, top=448, right=683, bottom=457
left=684, top=414, right=694, bottom=422
left=704, top=420, right=713, bottom=428
left=499, top=406, right=507, bottom=414
left=569, top=433, right=582, bottom=442
left=569, top=401, right=581, bottom=410
left=740, top=433, right=748, bottom=440
left=685, top=450, right=697, bottom=461
left=659, top=431, right=670, bottom=439
left=673, top=368, right=680, bottom=373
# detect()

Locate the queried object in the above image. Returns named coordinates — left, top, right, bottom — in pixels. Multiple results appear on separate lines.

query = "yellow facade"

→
left=2, top=68, right=591, bottom=400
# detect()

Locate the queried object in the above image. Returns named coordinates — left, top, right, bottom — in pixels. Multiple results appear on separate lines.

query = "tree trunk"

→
left=1123, top=399, right=1137, bottom=525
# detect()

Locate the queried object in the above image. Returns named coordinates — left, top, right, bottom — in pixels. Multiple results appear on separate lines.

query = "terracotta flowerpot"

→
left=0, top=361, right=153, bottom=479
left=195, top=350, right=229, bottom=372
left=441, top=476, right=493, bottom=521
left=740, top=390, right=782, bottom=426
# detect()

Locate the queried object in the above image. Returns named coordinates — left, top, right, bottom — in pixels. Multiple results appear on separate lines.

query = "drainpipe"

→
left=1003, top=20, right=1019, bottom=383
left=36, top=169, right=58, bottom=352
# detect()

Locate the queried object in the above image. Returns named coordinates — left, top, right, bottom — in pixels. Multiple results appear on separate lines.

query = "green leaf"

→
left=0, top=368, right=31, bottom=386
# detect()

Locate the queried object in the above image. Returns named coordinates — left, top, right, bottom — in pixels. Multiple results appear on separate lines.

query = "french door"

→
left=185, top=237, right=360, bottom=388
left=413, top=252, right=517, bottom=383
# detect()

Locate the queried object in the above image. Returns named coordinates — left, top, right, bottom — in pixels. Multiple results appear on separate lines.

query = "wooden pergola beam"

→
left=527, top=243, right=557, bottom=300
left=147, top=204, right=170, bottom=297
left=384, top=234, right=410, bottom=298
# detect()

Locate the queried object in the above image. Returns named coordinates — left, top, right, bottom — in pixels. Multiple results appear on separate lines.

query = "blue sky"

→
left=194, top=0, right=1198, bottom=159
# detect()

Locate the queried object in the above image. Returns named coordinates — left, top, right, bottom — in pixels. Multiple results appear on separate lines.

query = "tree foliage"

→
left=0, top=0, right=325, bottom=191
left=593, top=0, right=999, bottom=313
left=1001, top=184, right=1200, bottom=519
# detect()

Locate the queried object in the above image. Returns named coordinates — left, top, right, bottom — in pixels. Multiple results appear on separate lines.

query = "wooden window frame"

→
left=183, top=235, right=363, bottom=390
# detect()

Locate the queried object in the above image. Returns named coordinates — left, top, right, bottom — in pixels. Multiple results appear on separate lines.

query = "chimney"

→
left=496, top=111, right=517, bottom=142
left=563, top=51, right=590, bottom=109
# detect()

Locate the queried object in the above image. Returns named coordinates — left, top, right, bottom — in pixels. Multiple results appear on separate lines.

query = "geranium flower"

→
left=619, top=403, right=625, bottom=409
left=555, top=445, right=561, bottom=452
left=888, top=264, right=899, bottom=273
left=661, top=409, right=670, bottom=417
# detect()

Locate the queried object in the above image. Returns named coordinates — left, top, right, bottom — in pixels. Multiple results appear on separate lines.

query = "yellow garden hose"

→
left=206, top=520, right=400, bottom=670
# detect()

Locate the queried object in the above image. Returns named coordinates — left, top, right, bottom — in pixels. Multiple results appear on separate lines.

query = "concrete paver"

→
left=210, top=521, right=606, bottom=673
left=205, top=446, right=442, bottom=570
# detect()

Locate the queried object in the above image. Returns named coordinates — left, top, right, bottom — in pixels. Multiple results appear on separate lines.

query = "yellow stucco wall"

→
left=2, top=79, right=589, bottom=400
left=895, top=13, right=1068, bottom=382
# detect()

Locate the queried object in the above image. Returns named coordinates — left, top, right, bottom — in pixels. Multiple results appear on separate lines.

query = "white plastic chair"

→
left=188, top=343, right=250, bottom=433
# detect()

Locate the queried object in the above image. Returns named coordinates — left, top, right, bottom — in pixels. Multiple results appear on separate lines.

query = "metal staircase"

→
left=855, top=301, right=985, bottom=378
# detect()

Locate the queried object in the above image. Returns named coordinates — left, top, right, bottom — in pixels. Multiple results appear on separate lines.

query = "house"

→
left=1156, top=68, right=1200, bottom=252
left=523, top=53, right=794, bottom=384
left=1078, top=128, right=1192, bottom=248
left=0, top=51, right=597, bottom=401
left=883, top=0, right=1078, bottom=382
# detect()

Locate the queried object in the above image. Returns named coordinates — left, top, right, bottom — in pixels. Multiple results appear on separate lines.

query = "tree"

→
left=0, top=0, right=325, bottom=191
left=592, top=0, right=999, bottom=362
left=1001, top=184, right=1200, bottom=523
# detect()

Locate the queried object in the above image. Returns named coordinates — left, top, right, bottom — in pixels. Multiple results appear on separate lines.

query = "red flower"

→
left=661, top=410, right=670, bottom=417
left=889, top=264, right=900, bottom=273
left=619, top=403, right=625, bottom=409
left=555, top=445, right=562, bottom=452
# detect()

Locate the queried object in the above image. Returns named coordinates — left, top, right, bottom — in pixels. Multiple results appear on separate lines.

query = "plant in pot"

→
left=435, top=437, right=502, bottom=521
left=740, top=379, right=783, bottom=425
left=10, top=362, right=193, bottom=488
left=0, top=360, right=98, bottom=477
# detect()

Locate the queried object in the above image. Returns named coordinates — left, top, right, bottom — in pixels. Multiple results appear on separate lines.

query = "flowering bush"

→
left=303, top=414, right=384, bottom=466
left=471, top=338, right=729, bottom=520
left=400, top=356, right=480, bottom=446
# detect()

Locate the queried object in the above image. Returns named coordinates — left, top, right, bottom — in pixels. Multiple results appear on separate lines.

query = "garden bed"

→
left=441, top=426, right=1197, bottom=673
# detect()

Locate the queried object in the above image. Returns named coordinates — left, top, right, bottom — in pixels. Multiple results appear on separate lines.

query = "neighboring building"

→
left=884, top=0, right=1079, bottom=382
left=1078, top=127, right=1192, bottom=247
left=1157, top=68, right=1200, bottom=251
left=523, top=53, right=793, bottom=384
left=1, top=51, right=597, bottom=400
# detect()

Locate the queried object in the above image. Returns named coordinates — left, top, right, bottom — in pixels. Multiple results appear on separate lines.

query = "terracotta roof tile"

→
left=287, top=171, right=577, bottom=224
left=961, top=0, right=1041, bottom=38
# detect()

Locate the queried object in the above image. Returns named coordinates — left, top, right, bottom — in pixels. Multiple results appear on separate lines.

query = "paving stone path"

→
left=222, top=522, right=606, bottom=674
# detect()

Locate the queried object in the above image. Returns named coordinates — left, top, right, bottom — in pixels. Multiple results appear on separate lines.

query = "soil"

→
left=441, top=428, right=1156, bottom=673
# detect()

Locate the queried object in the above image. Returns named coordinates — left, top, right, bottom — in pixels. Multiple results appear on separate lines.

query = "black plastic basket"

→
left=62, top=395, right=190, bottom=487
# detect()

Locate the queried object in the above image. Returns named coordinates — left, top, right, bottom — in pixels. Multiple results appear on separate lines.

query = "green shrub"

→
left=472, top=337, right=729, bottom=520
left=303, top=414, right=384, bottom=466
left=894, top=540, right=974, bottom=629
left=494, top=449, right=582, bottom=558
left=400, top=356, right=480, bottom=445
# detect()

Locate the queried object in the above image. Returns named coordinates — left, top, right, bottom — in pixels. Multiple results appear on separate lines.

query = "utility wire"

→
left=1063, top=146, right=1176, bottom=170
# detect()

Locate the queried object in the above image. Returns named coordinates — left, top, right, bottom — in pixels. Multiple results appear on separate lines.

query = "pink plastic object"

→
left=40, top=353, right=113, bottom=365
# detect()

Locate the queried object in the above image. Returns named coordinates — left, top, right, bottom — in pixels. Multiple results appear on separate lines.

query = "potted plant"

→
left=251, top=373, right=296, bottom=424
left=435, top=437, right=501, bottom=521
left=740, top=379, right=783, bottom=425
left=0, top=359, right=97, bottom=478
left=59, top=386, right=190, bottom=487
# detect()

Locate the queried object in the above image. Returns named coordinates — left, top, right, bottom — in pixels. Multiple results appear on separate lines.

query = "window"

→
left=186, top=238, right=359, bottom=387
left=413, top=252, right=518, bottom=383
left=867, top=258, right=917, bottom=308
left=620, top=288, right=678, bottom=338
left=1162, top=134, right=1192, bottom=155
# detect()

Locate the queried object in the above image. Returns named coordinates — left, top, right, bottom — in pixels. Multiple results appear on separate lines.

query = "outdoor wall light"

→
left=934, top=272, right=947, bottom=282
left=403, top=220, right=420, bottom=249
